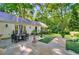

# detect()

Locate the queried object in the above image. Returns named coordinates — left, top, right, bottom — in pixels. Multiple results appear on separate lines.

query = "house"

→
left=25, top=21, right=41, bottom=34
left=0, top=12, right=48, bottom=39
left=25, top=20, right=48, bottom=35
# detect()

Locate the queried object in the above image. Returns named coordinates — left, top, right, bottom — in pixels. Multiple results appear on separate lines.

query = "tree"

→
left=33, top=3, right=72, bottom=37
left=0, top=3, right=34, bottom=20
left=0, top=3, right=78, bottom=38
left=69, top=4, right=79, bottom=31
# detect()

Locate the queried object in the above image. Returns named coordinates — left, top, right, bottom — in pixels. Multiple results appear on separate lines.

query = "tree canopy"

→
left=0, top=3, right=79, bottom=37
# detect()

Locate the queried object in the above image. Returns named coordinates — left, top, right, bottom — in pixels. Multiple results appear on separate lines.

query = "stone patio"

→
left=0, top=36, right=77, bottom=55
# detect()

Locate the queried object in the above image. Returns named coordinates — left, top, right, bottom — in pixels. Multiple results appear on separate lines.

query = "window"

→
left=15, top=25, right=18, bottom=32
left=29, top=26, right=31, bottom=29
left=35, top=26, right=37, bottom=30
left=5, top=24, right=8, bottom=28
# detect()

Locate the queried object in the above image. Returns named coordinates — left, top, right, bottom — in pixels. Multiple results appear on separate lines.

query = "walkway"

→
left=0, top=36, right=77, bottom=55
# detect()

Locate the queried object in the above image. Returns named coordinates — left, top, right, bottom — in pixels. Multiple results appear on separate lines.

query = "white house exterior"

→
left=26, top=25, right=35, bottom=34
left=0, top=12, right=47, bottom=39
left=0, top=23, right=41, bottom=36
left=26, top=25, right=41, bottom=34
left=0, top=22, right=15, bottom=35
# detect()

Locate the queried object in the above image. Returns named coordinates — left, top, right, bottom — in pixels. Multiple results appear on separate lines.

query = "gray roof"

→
left=30, top=21, right=41, bottom=26
left=0, top=12, right=16, bottom=23
left=0, top=12, right=47, bottom=27
left=0, top=12, right=31, bottom=24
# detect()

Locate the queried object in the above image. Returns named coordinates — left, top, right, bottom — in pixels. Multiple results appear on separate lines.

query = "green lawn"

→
left=65, top=34, right=79, bottom=54
left=44, top=33, right=62, bottom=38
left=39, top=33, right=79, bottom=54
left=66, top=41, right=79, bottom=54
left=65, top=34, right=79, bottom=53
left=0, top=35, right=10, bottom=40
left=39, top=36, right=53, bottom=44
left=39, top=33, right=61, bottom=44
left=39, top=33, right=71, bottom=44
left=0, top=46, right=7, bottom=49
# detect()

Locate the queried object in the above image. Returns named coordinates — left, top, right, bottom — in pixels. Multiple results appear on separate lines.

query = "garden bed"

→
left=39, top=33, right=62, bottom=44
left=39, top=36, right=53, bottom=44
left=66, top=40, right=79, bottom=54
left=0, top=35, right=10, bottom=40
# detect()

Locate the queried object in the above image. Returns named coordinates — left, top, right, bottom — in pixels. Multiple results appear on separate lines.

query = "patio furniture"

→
left=11, top=33, right=19, bottom=43
left=16, top=34, right=20, bottom=42
left=11, top=32, right=29, bottom=43
left=11, top=33, right=15, bottom=42
left=25, top=33, right=29, bottom=40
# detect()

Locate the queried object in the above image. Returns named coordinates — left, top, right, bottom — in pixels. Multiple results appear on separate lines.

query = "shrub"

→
left=76, top=34, right=79, bottom=37
left=39, top=36, right=52, bottom=44
left=31, top=30, right=37, bottom=35
left=66, top=41, right=79, bottom=54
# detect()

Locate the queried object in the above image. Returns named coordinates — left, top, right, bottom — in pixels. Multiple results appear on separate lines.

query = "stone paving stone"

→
left=0, top=36, right=77, bottom=55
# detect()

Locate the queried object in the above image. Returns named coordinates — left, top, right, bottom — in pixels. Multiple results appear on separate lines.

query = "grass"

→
left=0, top=37, right=10, bottom=40
left=65, top=35, right=72, bottom=39
left=0, top=35, right=10, bottom=40
left=39, top=33, right=79, bottom=53
left=66, top=41, right=79, bottom=54
left=65, top=34, right=79, bottom=54
left=39, top=35, right=53, bottom=44
left=39, top=33, right=61, bottom=44
left=0, top=46, right=7, bottom=49
left=39, top=33, right=79, bottom=43
left=39, top=33, right=79, bottom=54
left=44, top=33, right=62, bottom=38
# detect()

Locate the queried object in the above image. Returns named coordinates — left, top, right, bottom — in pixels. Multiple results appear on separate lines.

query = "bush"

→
left=64, top=31, right=69, bottom=34
left=31, top=30, right=37, bottom=35
left=66, top=41, right=79, bottom=54
left=39, top=36, right=53, bottom=44
left=76, top=34, right=79, bottom=37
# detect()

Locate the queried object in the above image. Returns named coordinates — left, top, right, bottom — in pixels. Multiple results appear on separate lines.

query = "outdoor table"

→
left=21, top=34, right=23, bottom=40
left=17, top=34, right=22, bottom=41
left=11, top=33, right=18, bottom=43
left=21, top=33, right=29, bottom=41
left=14, top=34, right=19, bottom=42
left=17, top=34, right=26, bottom=41
left=11, top=33, right=29, bottom=43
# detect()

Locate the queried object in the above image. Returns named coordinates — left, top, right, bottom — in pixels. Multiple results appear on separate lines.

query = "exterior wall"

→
left=70, top=31, right=79, bottom=37
left=0, top=22, right=15, bottom=35
left=0, top=23, right=4, bottom=34
left=0, top=22, right=41, bottom=35
left=37, top=26, right=41, bottom=33
left=26, top=25, right=35, bottom=34
left=26, top=25, right=41, bottom=34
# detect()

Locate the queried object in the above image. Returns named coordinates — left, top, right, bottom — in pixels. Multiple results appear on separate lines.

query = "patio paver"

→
left=0, top=36, right=77, bottom=55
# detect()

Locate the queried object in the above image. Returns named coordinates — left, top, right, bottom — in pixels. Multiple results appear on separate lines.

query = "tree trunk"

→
left=61, top=31, right=65, bottom=38
left=41, top=27, right=43, bottom=37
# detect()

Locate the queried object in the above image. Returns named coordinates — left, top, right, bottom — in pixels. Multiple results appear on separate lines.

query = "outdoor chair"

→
left=18, top=35, right=22, bottom=41
left=11, top=33, right=15, bottom=43
left=21, top=34, right=25, bottom=41
left=21, top=34, right=28, bottom=41
left=11, top=33, right=18, bottom=43
left=25, top=34, right=29, bottom=40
